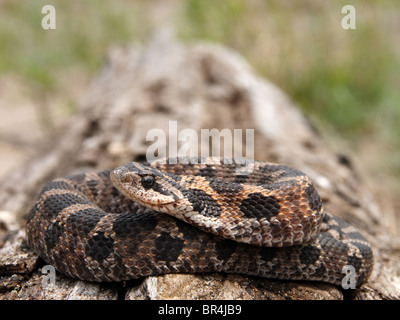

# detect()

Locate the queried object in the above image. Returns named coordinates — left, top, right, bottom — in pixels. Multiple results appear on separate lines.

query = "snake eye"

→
left=141, top=175, right=155, bottom=189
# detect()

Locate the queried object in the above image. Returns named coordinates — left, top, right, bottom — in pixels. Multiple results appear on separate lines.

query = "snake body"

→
left=26, top=158, right=373, bottom=285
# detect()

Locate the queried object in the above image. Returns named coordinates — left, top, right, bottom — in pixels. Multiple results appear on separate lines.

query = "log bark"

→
left=0, top=30, right=399, bottom=300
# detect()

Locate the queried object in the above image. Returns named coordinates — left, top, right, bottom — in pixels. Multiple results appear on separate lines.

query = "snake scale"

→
left=26, top=158, right=373, bottom=286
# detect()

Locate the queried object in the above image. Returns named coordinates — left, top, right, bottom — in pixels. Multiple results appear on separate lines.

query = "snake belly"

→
left=26, top=159, right=373, bottom=285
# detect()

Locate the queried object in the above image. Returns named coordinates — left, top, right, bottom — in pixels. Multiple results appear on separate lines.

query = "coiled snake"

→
left=26, top=158, right=373, bottom=286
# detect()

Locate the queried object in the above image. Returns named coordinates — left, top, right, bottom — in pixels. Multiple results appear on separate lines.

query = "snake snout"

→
left=111, top=166, right=132, bottom=184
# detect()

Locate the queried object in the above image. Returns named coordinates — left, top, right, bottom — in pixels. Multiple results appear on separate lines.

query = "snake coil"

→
left=27, top=158, right=373, bottom=285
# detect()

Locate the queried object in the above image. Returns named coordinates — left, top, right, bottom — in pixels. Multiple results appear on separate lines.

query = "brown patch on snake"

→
left=26, top=158, right=373, bottom=285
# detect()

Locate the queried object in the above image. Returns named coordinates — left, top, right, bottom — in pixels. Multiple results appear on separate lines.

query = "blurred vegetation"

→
left=0, top=1, right=152, bottom=93
left=1, top=0, right=399, bottom=190
left=179, top=0, right=400, bottom=183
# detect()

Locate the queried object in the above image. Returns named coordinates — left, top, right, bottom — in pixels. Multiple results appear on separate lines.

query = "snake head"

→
left=110, top=162, right=184, bottom=212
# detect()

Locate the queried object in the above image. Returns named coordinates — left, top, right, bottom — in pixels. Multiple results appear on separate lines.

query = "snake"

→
left=26, top=157, right=373, bottom=286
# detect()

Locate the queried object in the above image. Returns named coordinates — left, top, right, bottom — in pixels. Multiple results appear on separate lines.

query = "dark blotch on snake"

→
left=185, top=188, right=222, bottom=217
left=85, top=232, right=114, bottom=263
left=111, top=186, right=120, bottom=197
left=42, top=194, right=91, bottom=219
left=87, top=179, right=99, bottom=197
left=215, top=239, right=237, bottom=261
left=154, top=231, right=185, bottom=263
left=259, top=247, right=278, bottom=262
left=299, top=245, right=321, bottom=265
left=305, top=184, right=322, bottom=212
left=66, top=208, right=106, bottom=235
left=175, top=219, right=198, bottom=241
left=206, top=177, right=244, bottom=194
left=240, top=193, right=280, bottom=220
left=44, top=221, right=64, bottom=251
left=112, top=211, right=158, bottom=253
left=347, top=254, right=362, bottom=273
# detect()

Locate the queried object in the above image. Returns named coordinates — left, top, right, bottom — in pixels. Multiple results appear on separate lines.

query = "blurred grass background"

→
left=0, top=0, right=399, bottom=231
